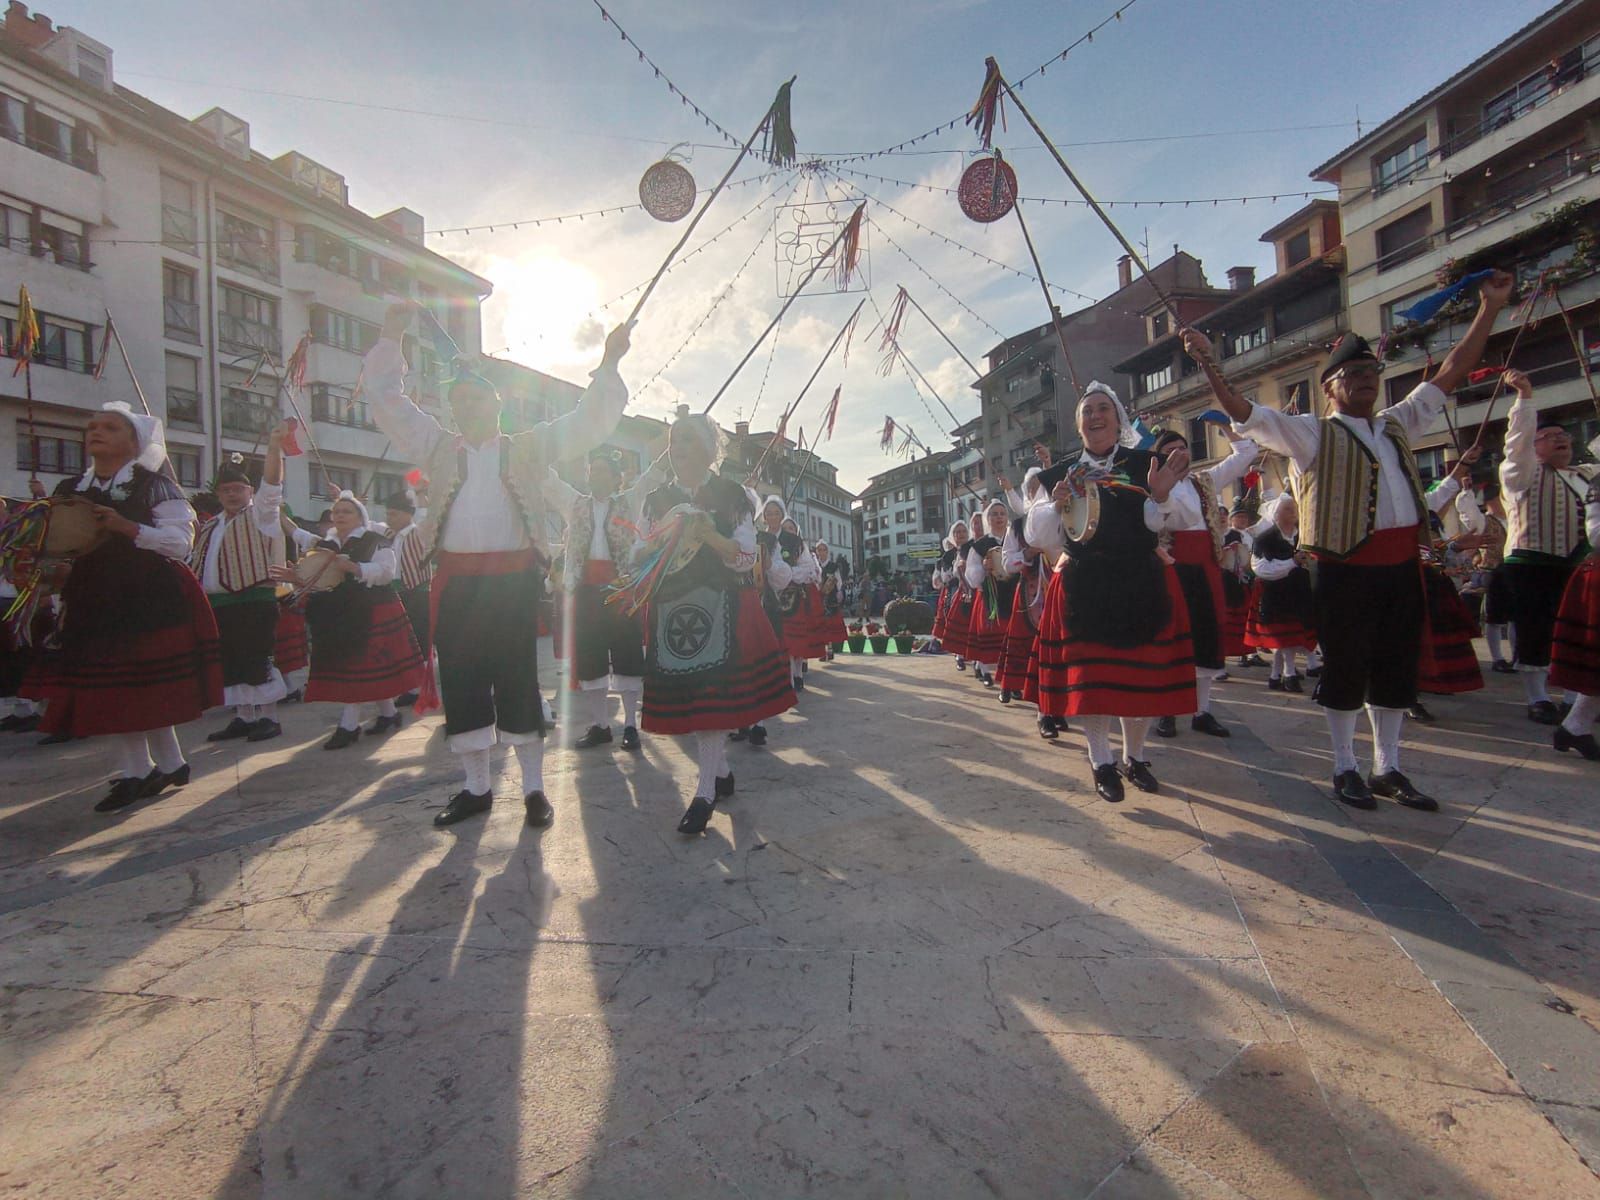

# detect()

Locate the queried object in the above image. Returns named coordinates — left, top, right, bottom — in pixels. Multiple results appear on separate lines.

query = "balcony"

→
left=166, top=386, right=203, bottom=431
left=1440, top=40, right=1600, bottom=162
left=164, top=297, right=200, bottom=344
left=161, top=206, right=198, bottom=255
left=218, top=312, right=280, bottom=360
left=311, top=384, right=379, bottom=431
left=221, top=390, right=279, bottom=437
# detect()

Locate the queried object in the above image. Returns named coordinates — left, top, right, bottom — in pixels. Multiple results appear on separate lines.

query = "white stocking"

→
left=147, top=727, right=185, bottom=774
left=1326, top=708, right=1360, bottom=774
left=258, top=701, right=278, bottom=722
left=1485, top=624, right=1507, bottom=662
left=1194, top=671, right=1213, bottom=715
left=694, top=731, right=724, bottom=799
left=377, top=698, right=397, bottom=718
left=515, top=739, right=545, bottom=795
left=339, top=704, right=361, bottom=731
left=1367, top=705, right=1405, bottom=776
left=1521, top=666, right=1551, bottom=705
left=591, top=689, right=611, bottom=729
left=1562, top=693, right=1600, bottom=736
left=620, top=688, right=640, bottom=729
left=460, top=747, right=492, bottom=796
left=1271, top=650, right=1286, bottom=680
left=1307, top=648, right=1322, bottom=671
left=1081, top=715, right=1114, bottom=768
left=113, top=733, right=153, bottom=780
left=235, top=704, right=256, bottom=721
left=1121, top=717, right=1149, bottom=765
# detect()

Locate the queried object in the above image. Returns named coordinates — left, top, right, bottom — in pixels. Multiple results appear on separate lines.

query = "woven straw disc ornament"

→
left=639, top=159, right=696, bottom=223
left=958, top=155, right=1018, bottom=224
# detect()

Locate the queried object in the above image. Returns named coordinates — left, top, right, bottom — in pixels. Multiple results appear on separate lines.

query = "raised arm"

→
left=1181, top=328, right=1318, bottom=466
left=368, top=304, right=449, bottom=466
left=1497, top=371, right=1539, bottom=494
left=1427, top=271, right=1514, bottom=395
left=520, top=324, right=633, bottom=469
left=1206, top=436, right=1260, bottom=491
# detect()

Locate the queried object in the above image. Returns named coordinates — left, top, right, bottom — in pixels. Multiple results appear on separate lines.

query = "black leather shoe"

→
left=281, top=688, right=303, bottom=704
left=1553, top=726, right=1600, bottom=761
left=323, top=725, right=361, bottom=750
left=1332, top=770, right=1377, bottom=810
left=1122, top=759, right=1159, bottom=793
left=981, top=674, right=996, bottom=690
left=1284, top=675, right=1304, bottom=694
left=1529, top=700, right=1561, bottom=725
left=1306, top=666, right=1323, bottom=678
left=1491, top=660, right=1516, bottom=674
left=366, top=713, right=403, bottom=736
left=395, top=690, right=419, bottom=708
left=246, top=718, right=282, bottom=743
left=207, top=716, right=253, bottom=742
left=6, top=713, right=39, bottom=733
left=998, top=689, right=1013, bottom=705
left=1267, top=677, right=1284, bottom=691
left=1369, top=770, right=1438, bottom=811
left=620, top=725, right=640, bottom=750
left=728, top=728, right=748, bottom=742
left=95, top=776, right=147, bottom=813
left=139, top=762, right=190, bottom=799
left=715, top=772, right=735, bottom=799
left=0, top=714, right=21, bottom=732
left=574, top=724, right=613, bottom=749
left=1155, top=715, right=1178, bottom=738
left=434, top=790, right=492, bottom=827
left=955, top=658, right=967, bottom=671
left=677, top=796, right=716, bottom=834
left=747, top=724, right=768, bottom=747
left=524, top=790, right=554, bottom=827
left=1239, top=654, right=1267, bottom=668
left=794, top=675, right=806, bottom=692
left=1092, top=763, right=1125, bottom=804
left=1191, top=712, right=1231, bottom=738
left=38, top=730, right=74, bottom=746
left=1038, top=716, right=1059, bottom=741
left=1407, top=703, right=1435, bottom=724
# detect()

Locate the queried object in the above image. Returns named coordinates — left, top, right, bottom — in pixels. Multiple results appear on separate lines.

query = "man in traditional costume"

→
left=367, top=302, right=632, bottom=828
left=1550, top=473, right=1600, bottom=760
left=1180, top=269, right=1512, bottom=812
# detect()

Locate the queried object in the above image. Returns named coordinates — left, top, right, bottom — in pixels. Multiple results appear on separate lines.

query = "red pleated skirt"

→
left=1035, top=562, right=1197, bottom=719
left=940, top=588, right=976, bottom=659
left=781, top=584, right=828, bottom=659
left=931, top=584, right=952, bottom=641
left=28, top=561, right=224, bottom=736
left=1244, top=580, right=1318, bottom=651
left=1418, top=566, right=1483, bottom=695
left=1550, top=556, right=1600, bottom=696
left=305, top=593, right=425, bottom=704
left=1222, top=583, right=1250, bottom=657
left=643, top=586, right=797, bottom=734
left=274, top=604, right=309, bottom=674
left=995, top=600, right=1037, bottom=695
left=966, top=590, right=1007, bottom=666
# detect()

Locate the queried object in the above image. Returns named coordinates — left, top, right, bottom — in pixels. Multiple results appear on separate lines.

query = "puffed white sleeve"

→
left=766, top=554, right=793, bottom=594
left=726, top=514, right=757, bottom=573
left=132, top=496, right=197, bottom=560
left=356, top=545, right=397, bottom=587
left=963, top=546, right=986, bottom=588
left=1025, top=497, right=1065, bottom=554
left=1251, top=552, right=1297, bottom=581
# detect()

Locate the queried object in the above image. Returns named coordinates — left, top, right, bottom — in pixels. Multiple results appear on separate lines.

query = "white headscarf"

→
left=760, top=494, right=789, bottom=524
left=1022, top=466, right=1043, bottom=497
left=331, top=490, right=370, bottom=533
left=1078, top=381, right=1141, bottom=450
left=947, top=518, right=970, bottom=544
left=100, top=401, right=168, bottom=472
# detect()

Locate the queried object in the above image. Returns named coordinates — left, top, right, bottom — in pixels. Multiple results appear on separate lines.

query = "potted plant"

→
left=845, top=623, right=866, bottom=655
left=866, top=621, right=890, bottom=655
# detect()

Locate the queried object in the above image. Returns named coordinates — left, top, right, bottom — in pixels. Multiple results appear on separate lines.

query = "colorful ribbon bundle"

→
left=0, top=500, right=55, bottom=645
left=605, top=506, right=704, bottom=616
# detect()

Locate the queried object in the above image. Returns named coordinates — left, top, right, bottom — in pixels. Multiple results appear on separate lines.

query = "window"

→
left=1280, top=378, right=1312, bottom=416
left=220, top=365, right=278, bottom=436
left=1413, top=447, right=1447, bottom=485
left=1380, top=290, right=1430, bottom=332
left=0, top=91, right=22, bottom=145
left=1140, top=364, right=1173, bottom=394
left=1227, top=327, right=1268, bottom=358
left=37, top=317, right=92, bottom=372
left=1187, top=417, right=1210, bottom=463
left=1005, top=374, right=1026, bottom=393
left=76, top=47, right=108, bottom=90
left=1375, top=133, right=1428, bottom=192
left=312, top=383, right=377, bottom=430
left=160, top=174, right=197, bottom=253
left=310, top=305, right=380, bottom=355
left=896, top=532, right=907, bottom=546
left=39, top=213, right=87, bottom=269
left=1376, top=206, right=1431, bottom=272
left=1284, top=229, right=1312, bottom=267
left=218, top=284, right=279, bottom=357
left=15, top=422, right=85, bottom=475
left=0, top=197, right=29, bottom=253
left=217, top=207, right=278, bottom=281
left=165, top=353, right=202, bottom=429
left=164, top=263, right=200, bottom=343
left=322, top=466, right=361, bottom=496
left=169, top=448, right=202, bottom=489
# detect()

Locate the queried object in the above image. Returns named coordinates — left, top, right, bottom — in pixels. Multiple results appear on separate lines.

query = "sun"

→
left=484, top=251, right=604, bottom=372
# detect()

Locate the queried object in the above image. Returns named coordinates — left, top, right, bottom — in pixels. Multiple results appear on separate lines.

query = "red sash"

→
left=1313, top=524, right=1421, bottom=567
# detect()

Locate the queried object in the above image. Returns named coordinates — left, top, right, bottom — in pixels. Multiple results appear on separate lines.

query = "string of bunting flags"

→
left=589, top=0, right=744, bottom=149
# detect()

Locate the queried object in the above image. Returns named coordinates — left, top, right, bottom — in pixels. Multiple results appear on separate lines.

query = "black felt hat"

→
left=214, top=463, right=251, bottom=488
left=1320, top=334, right=1380, bottom=382
left=381, top=492, right=416, bottom=514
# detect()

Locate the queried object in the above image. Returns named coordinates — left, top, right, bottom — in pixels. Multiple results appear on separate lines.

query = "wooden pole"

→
left=745, top=297, right=865, bottom=482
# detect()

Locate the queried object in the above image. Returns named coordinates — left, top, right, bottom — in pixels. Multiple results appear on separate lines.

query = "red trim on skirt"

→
left=28, top=559, right=223, bottom=736
left=1418, top=565, right=1483, bottom=694
left=273, top=605, right=309, bottom=674
left=642, top=587, right=796, bottom=734
left=1244, top=580, right=1317, bottom=651
left=995, top=600, right=1037, bottom=694
left=1035, top=562, right=1197, bottom=719
left=305, top=593, right=425, bottom=703
left=1550, top=556, right=1600, bottom=695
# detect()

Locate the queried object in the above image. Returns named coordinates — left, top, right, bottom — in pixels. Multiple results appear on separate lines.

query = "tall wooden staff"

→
left=746, top=297, right=865, bottom=483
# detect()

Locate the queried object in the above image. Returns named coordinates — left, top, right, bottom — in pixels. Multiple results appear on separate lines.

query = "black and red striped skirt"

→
left=1035, top=562, right=1196, bottom=719
left=966, top=588, right=1008, bottom=666
left=995, top=600, right=1038, bottom=695
left=305, top=593, right=425, bottom=704
left=780, top=583, right=826, bottom=659
left=28, top=560, right=223, bottom=736
left=643, top=584, right=796, bottom=734
left=931, top=584, right=951, bottom=640
left=1550, top=556, right=1600, bottom=696
left=1221, top=573, right=1250, bottom=657
left=940, top=587, right=976, bottom=659
left=1418, top=565, right=1483, bottom=695
left=273, top=603, right=309, bottom=674
left=1245, top=579, right=1318, bottom=651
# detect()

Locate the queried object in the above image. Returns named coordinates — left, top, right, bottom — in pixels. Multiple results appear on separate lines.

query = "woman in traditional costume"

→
left=930, top=523, right=969, bottom=665
left=777, top=513, right=826, bottom=689
left=272, top=492, right=424, bottom=750
left=1026, top=382, right=1196, bottom=803
left=1549, top=473, right=1600, bottom=761
left=936, top=518, right=976, bottom=671
left=639, top=410, right=795, bottom=834
left=963, top=500, right=1016, bottom=691
left=1247, top=494, right=1317, bottom=692
left=24, top=402, right=221, bottom=812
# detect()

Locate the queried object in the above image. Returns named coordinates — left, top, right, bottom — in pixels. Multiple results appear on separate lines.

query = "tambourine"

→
left=38, top=497, right=107, bottom=561
left=291, top=548, right=345, bottom=593
left=1061, top=484, right=1102, bottom=543
left=983, top=545, right=1011, bottom=579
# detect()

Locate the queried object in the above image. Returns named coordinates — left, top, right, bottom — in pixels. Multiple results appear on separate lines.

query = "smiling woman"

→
left=483, top=252, right=606, bottom=367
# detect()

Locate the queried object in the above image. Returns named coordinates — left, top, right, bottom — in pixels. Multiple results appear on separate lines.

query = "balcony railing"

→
left=311, top=384, right=378, bottom=431
left=166, top=386, right=202, bottom=430
left=218, top=312, right=280, bottom=359
left=1439, top=40, right=1600, bottom=160
left=221, top=390, right=279, bottom=436
left=161, top=206, right=198, bottom=254
left=164, top=297, right=200, bottom=343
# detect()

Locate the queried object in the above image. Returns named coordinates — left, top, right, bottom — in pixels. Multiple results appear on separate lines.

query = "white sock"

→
left=515, top=738, right=545, bottom=795
left=591, top=689, right=611, bottom=730
left=1082, top=715, right=1114, bottom=767
left=1121, top=717, right=1149, bottom=765
left=791, top=657, right=805, bottom=684
left=1271, top=650, right=1286, bottom=680
left=113, top=732, right=153, bottom=780
left=1485, top=624, right=1507, bottom=661
left=1326, top=708, right=1360, bottom=774
left=1521, top=666, right=1550, bottom=705
left=236, top=704, right=256, bottom=721
left=1195, top=671, right=1213, bottom=714
left=1307, top=649, right=1322, bottom=671
left=377, top=698, right=397, bottom=718
left=258, top=701, right=278, bottom=722
left=16, top=699, right=35, bottom=716
left=460, top=747, right=492, bottom=796
left=620, top=688, right=640, bottom=729
left=147, top=726, right=185, bottom=774
left=339, top=704, right=361, bottom=731
left=1562, top=694, right=1600, bottom=736
left=1367, top=705, right=1405, bottom=776
left=694, top=731, right=723, bottom=798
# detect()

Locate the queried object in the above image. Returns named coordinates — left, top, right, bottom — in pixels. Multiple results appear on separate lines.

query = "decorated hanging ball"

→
left=639, top=159, right=696, bottom=222
left=958, top=156, right=1019, bottom=224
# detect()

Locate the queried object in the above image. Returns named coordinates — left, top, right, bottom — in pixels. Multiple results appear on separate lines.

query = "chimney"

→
left=4, top=3, right=56, bottom=48
left=1227, top=266, right=1256, bottom=292
left=735, top=420, right=750, bottom=439
left=1116, top=255, right=1133, bottom=289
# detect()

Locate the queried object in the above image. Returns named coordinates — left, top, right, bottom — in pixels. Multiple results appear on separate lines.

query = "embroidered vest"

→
left=1295, top=417, right=1429, bottom=559
left=393, top=524, right=431, bottom=590
left=190, top=507, right=282, bottom=593
left=563, top=492, right=638, bottom=592
left=1190, top=470, right=1228, bottom=564
left=1507, top=464, right=1594, bottom=559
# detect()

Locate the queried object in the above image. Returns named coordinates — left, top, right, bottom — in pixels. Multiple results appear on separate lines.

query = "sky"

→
left=69, top=0, right=1553, bottom=492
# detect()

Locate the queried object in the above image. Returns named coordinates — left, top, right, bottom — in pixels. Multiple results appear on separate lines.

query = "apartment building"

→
left=0, top=3, right=491, bottom=514
left=857, top=450, right=952, bottom=576
left=1312, top=0, right=1600, bottom=468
